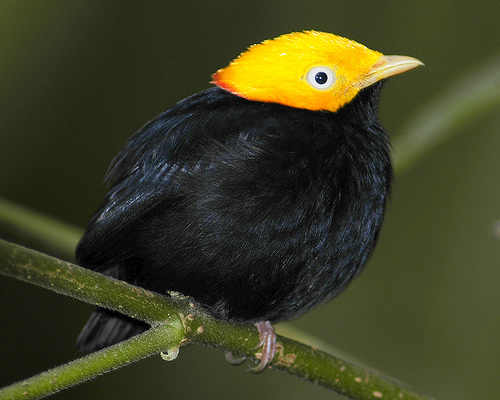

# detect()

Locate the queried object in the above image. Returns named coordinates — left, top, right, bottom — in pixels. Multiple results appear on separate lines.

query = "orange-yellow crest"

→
left=212, top=31, right=422, bottom=112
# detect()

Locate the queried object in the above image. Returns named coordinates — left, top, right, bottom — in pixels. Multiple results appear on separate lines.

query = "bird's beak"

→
left=358, top=55, right=424, bottom=89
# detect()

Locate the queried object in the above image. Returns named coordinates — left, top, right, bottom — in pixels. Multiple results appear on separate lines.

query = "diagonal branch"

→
left=0, top=239, right=436, bottom=400
left=0, top=324, right=185, bottom=400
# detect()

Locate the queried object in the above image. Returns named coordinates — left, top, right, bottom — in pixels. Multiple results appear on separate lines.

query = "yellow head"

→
left=212, top=31, right=422, bottom=112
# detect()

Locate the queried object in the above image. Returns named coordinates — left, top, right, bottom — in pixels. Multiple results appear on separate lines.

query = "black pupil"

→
left=315, top=71, right=328, bottom=85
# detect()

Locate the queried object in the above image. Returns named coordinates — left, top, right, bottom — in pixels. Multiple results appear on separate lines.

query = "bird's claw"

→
left=250, top=321, right=276, bottom=373
left=225, top=351, right=246, bottom=365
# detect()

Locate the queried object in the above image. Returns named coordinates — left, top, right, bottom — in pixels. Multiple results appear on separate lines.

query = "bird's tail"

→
left=77, top=308, right=148, bottom=353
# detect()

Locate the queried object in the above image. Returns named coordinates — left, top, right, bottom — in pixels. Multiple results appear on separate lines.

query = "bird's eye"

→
left=306, top=66, right=336, bottom=90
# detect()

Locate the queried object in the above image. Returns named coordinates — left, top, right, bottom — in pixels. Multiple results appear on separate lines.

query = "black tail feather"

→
left=77, top=308, right=149, bottom=353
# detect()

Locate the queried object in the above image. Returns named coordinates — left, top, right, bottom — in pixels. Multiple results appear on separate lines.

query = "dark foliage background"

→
left=1, top=2, right=499, bottom=399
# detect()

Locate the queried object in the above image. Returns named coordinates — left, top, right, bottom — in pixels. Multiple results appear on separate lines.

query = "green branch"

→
left=0, top=239, right=435, bottom=400
left=0, top=325, right=184, bottom=400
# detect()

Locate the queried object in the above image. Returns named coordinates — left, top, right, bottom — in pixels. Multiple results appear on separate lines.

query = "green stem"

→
left=0, top=239, right=436, bottom=400
left=0, top=237, right=182, bottom=324
left=0, top=324, right=184, bottom=400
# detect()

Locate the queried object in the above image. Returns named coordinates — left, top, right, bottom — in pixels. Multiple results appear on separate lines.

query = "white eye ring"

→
left=306, top=66, right=336, bottom=90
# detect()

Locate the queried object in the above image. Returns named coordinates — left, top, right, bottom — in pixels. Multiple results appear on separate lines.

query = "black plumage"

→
left=76, top=83, right=391, bottom=352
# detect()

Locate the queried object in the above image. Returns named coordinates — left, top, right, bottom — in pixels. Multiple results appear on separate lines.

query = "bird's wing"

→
left=77, top=89, right=221, bottom=267
left=76, top=87, right=255, bottom=268
left=77, top=120, right=182, bottom=267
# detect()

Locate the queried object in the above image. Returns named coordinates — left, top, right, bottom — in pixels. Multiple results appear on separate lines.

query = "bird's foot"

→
left=251, top=321, right=276, bottom=373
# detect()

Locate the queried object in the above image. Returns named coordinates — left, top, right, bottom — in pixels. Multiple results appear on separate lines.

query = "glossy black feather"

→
left=76, top=83, right=391, bottom=351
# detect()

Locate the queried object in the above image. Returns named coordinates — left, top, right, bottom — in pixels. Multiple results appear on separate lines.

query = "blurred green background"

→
left=1, top=2, right=499, bottom=399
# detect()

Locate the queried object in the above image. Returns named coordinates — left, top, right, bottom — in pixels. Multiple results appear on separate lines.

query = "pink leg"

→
left=251, top=321, right=277, bottom=373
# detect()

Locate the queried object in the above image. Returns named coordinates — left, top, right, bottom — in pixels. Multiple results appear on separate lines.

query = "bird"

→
left=76, top=31, right=422, bottom=371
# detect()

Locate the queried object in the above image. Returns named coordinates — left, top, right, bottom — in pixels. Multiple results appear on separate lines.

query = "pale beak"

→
left=359, top=55, right=424, bottom=89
